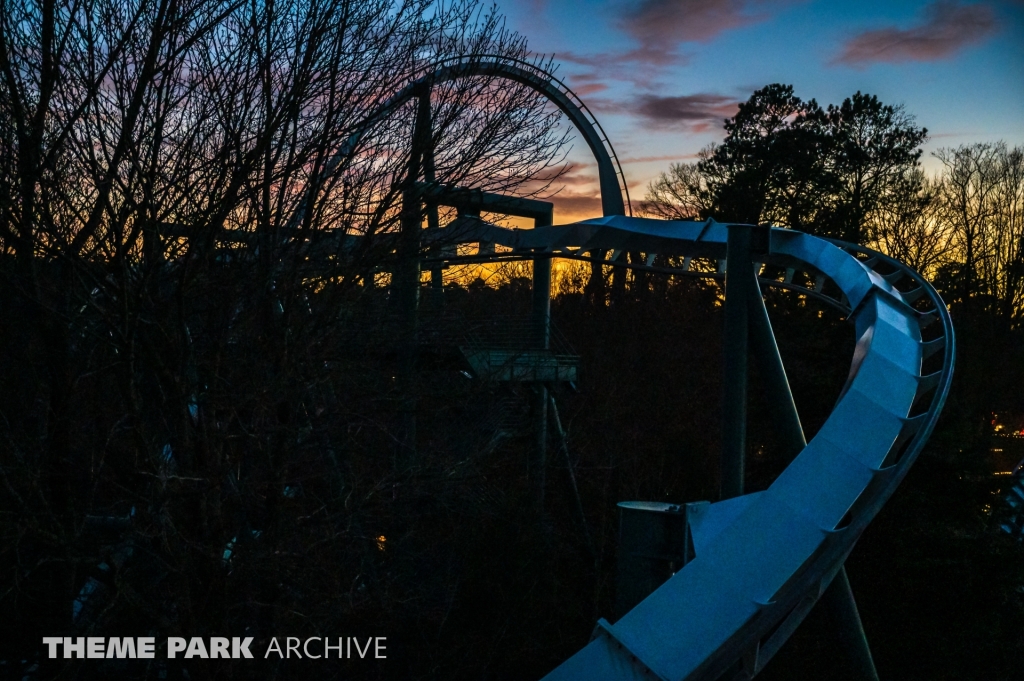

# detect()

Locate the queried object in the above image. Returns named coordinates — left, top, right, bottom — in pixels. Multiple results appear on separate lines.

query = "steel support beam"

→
left=421, top=114, right=443, bottom=304
left=530, top=209, right=553, bottom=512
left=747, top=271, right=806, bottom=459
left=820, top=566, right=881, bottom=681
left=721, top=225, right=755, bottom=500
left=394, top=85, right=432, bottom=468
left=416, top=182, right=554, bottom=221
left=532, top=257, right=552, bottom=349
left=549, top=393, right=595, bottom=560
left=740, top=237, right=877, bottom=681
left=531, top=381, right=549, bottom=512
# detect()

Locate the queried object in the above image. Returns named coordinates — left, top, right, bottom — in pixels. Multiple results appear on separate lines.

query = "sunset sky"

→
left=498, top=0, right=1024, bottom=222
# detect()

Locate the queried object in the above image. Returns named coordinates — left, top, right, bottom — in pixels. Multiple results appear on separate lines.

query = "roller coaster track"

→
left=282, top=54, right=955, bottom=679
left=288, top=54, right=632, bottom=231
left=429, top=215, right=955, bottom=680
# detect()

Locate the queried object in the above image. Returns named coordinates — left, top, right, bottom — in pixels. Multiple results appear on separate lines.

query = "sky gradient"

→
left=498, top=0, right=1024, bottom=222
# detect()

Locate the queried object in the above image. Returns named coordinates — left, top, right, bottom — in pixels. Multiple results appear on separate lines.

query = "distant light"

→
left=376, top=535, right=387, bottom=551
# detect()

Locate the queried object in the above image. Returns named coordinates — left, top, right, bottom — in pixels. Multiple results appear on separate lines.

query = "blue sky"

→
left=497, top=0, right=1024, bottom=220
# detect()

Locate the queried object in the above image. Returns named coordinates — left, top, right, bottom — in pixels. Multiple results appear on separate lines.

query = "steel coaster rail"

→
left=539, top=219, right=955, bottom=681
left=418, top=215, right=953, bottom=680
left=269, top=51, right=951, bottom=675
left=287, top=54, right=632, bottom=231
left=424, top=53, right=633, bottom=216
left=260, top=190, right=951, bottom=676
left=426, top=243, right=856, bottom=314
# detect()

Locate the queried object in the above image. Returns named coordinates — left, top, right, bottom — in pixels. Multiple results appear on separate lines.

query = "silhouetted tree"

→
left=868, top=168, right=951, bottom=277
left=0, top=1, right=572, bottom=678
left=821, top=92, right=928, bottom=243
left=643, top=85, right=928, bottom=245
left=700, top=84, right=827, bottom=227
left=640, top=148, right=715, bottom=221
left=935, top=142, right=1024, bottom=327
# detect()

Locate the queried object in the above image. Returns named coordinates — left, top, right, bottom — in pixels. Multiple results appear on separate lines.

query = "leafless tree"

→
left=934, top=142, right=1024, bottom=325
left=986, top=145, right=1024, bottom=324
left=639, top=148, right=716, bottom=221
left=868, top=169, right=952, bottom=278
left=0, top=0, right=573, bottom=676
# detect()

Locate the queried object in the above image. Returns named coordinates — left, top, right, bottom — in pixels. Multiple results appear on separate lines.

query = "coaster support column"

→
left=721, top=224, right=756, bottom=499
left=746, top=254, right=805, bottom=459
left=530, top=207, right=553, bottom=511
left=821, top=567, right=881, bottom=681
left=395, top=83, right=432, bottom=467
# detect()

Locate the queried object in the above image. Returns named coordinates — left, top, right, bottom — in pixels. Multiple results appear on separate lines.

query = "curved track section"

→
left=435, top=215, right=954, bottom=681
left=290, top=55, right=630, bottom=229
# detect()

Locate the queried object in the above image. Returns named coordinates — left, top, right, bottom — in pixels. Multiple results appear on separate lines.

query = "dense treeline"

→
left=644, top=83, right=1024, bottom=469
left=639, top=84, right=1024, bottom=680
left=644, top=85, right=1024, bottom=317
left=0, top=1, right=1021, bottom=677
left=0, top=0, right=574, bottom=678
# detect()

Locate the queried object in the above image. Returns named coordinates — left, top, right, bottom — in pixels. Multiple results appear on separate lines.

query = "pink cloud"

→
left=632, top=93, right=739, bottom=130
left=584, top=92, right=739, bottom=131
left=518, top=164, right=597, bottom=197
left=619, top=0, right=799, bottom=64
left=550, top=2, right=797, bottom=86
left=551, top=164, right=599, bottom=188
left=554, top=51, right=611, bottom=69
left=571, top=82, right=609, bottom=96
left=620, top=153, right=700, bottom=163
left=555, top=50, right=677, bottom=90
left=833, top=1, right=999, bottom=67
left=550, top=194, right=603, bottom=218
left=544, top=0, right=790, bottom=96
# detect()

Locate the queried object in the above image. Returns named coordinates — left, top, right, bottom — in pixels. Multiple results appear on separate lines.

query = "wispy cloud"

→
left=564, top=70, right=610, bottom=96
left=571, top=82, right=610, bottom=96
left=550, top=193, right=604, bottom=219
left=548, top=1, right=798, bottom=91
left=587, top=92, right=739, bottom=131
left=519, top=163, right=597, bottom=197
left=551, top=164, right=599, bottom=188
left=833, top=1, right=998, bottom=67
left=519, top=164, right=604, bottom=220
left=620, top=153, right=701, bottom=163
left=555, top=50, right=677, bottom=90
left=633, top=93, right=739, bottom=130
left=619, top=0, right=799, bottom=65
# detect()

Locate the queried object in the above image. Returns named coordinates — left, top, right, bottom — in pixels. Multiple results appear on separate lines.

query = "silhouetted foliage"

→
left=0, top=20, right=1022, bottom=681
left=645, top=85, right=929, bottom=244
